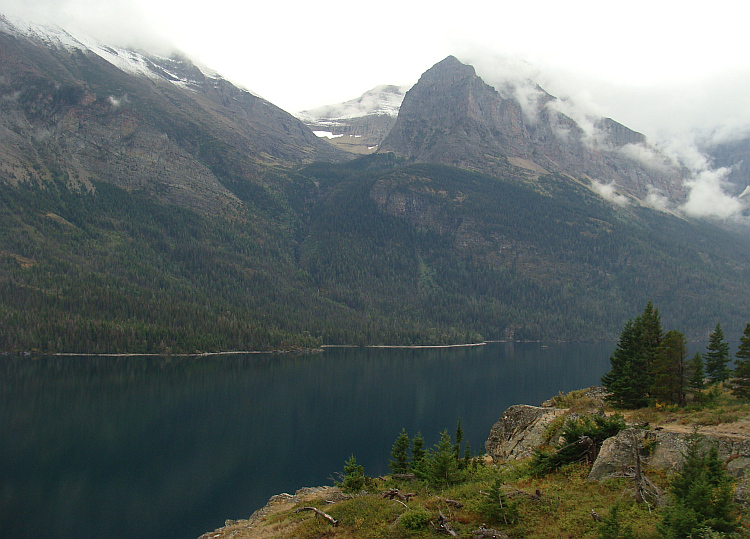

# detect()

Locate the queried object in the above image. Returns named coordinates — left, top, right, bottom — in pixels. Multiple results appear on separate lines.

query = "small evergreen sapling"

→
left=337, top=454, right=368, bottom=493
left=389, top=428, right=411, bottom=475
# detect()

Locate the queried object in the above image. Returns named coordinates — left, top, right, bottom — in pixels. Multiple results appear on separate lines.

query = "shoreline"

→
left=7, top=341, right=495, bottom=357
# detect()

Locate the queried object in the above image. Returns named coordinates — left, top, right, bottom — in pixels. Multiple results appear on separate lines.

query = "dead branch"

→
left=381, top=488, right=415, bottom=502
left=441, top=497, right=464, bottom=508
left=436, top=509, right=458, bottom=537
left=590, top=509, right=603, bottom=522
left=293, top=507, right=339, bottom=527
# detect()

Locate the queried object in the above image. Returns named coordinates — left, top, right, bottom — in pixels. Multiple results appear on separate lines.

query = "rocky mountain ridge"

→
left=380, top=56, right=687, bottom=204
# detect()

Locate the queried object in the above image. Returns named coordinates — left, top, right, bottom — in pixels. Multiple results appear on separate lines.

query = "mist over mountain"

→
left=380, top=56, right=687, bottom=206
left=2, top=16, right=750, bottom=353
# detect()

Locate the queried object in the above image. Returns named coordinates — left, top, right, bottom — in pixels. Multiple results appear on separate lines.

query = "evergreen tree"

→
left=453, top=418, right=464, bottom=461
left=658, top=434, right=736, bottom=538
left=687, top=352, right=705, bottom=393
left=651, top=330, right=688, bottom=406
left=602, top=302, right=662, bottom=408
left=731, top=323, right=750, bottom=400
left=596, top=505, right=636, bottom=539
left=410, top=432, right=427, bottom=479
left=705, top=323, right=731, bottom=383
left=389, top=428, right=411, bottom=475
left=427, top=430, right=461, bottom=487
left=338, top=455, right=367, bottom=493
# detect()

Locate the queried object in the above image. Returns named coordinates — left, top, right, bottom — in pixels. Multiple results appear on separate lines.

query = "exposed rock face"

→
left=484, top=405, right=566, bottom=461
left=587, top=428, right=750, bottom=482
left=380, top=56, right=686, bottom=204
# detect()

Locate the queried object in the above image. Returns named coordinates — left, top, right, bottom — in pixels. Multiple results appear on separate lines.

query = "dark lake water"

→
left=1, top=342, right=614, bottom=538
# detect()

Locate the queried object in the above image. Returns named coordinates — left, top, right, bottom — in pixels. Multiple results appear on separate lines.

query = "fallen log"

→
left=293, top=507, right=339, bottom=527
left=441, top=498, right=464, bottom=508
left=436, top=509, right=458, bottom=537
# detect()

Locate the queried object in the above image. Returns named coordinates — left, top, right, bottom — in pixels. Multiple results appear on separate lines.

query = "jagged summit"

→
left=381, top=56, right=686, bottom=204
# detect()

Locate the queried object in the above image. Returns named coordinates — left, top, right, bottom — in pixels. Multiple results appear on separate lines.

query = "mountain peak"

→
left=380, top=57, right=685, bottom=203
left=418, top=56, right=478, bottom=85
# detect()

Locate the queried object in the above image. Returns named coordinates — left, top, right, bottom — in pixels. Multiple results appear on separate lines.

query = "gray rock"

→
left=588, top=428, right=750, bottom=482
left=484, top=405, right=566, bottom=462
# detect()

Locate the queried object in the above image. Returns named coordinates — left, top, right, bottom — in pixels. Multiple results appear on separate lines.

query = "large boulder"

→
left=588, top=428, right=750, bottom=482
left=485, top=405, right=567, bottom=462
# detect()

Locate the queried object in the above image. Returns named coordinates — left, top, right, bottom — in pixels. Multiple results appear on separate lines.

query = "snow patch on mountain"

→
left=0, top=15, right=260, bottom=97
left=297, top=84, right=409, bottom=123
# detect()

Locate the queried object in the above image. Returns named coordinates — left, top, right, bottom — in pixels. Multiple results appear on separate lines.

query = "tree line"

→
left=602, top=301, right=750, bottom=408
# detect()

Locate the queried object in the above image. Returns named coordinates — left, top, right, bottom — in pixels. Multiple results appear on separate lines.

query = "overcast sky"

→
left=5, top=0, right=750, bottom=139
left=5, top=0, right=750, bottom=218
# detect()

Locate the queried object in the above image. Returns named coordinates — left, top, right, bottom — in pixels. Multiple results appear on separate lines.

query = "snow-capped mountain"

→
left=296, top=85, right=408, bottom=154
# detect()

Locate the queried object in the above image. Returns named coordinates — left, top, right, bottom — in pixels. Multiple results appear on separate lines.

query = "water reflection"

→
left=0, top=343, right=611, bottom=538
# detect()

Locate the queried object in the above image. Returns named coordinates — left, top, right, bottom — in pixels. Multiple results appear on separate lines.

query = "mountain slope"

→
left=2, top=24, right=750, bottom=353
left=0, top=16, right=347, bottom=213
left=380, top=56, right=686, bottom=204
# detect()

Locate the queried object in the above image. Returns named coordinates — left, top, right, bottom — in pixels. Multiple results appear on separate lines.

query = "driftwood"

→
left=381, top=488, right=416, bottom=502
left=473, top=525, right=510, bottom=538
left=436, top=509, right=458, bottom=537
left=293, top=507, right=339, bottom=527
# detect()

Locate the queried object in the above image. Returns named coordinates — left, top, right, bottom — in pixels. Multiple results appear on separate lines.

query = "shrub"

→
left=397, top=507, right=432, bottom=531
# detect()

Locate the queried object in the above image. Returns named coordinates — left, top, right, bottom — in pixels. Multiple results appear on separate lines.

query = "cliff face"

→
left=380, top=56, right=686, bottom=203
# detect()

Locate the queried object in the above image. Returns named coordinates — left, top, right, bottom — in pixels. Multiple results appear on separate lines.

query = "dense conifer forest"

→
left=2, top=155, right=750, bottom=353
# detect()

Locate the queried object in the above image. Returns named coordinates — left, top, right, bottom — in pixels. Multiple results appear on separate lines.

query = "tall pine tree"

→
left=651, top=330, right=688, bottom=406
left=731, top=323, right=750, bottom=400
left=705, top=323, right=731, bottom=383
left=602, top=302, right=663, bottom=408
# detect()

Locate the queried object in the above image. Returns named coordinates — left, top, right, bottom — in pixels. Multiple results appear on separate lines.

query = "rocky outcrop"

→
left=588, top=428, right=750, bottom=482
left=484, top=405, right=566, bottom=461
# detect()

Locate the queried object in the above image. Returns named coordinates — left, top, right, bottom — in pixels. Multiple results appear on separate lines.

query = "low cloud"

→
left=617, top=143, right=677, bottom=173
left=590, top=180, right=629, bottom=206
left=680, top=168, right=747, bottom=220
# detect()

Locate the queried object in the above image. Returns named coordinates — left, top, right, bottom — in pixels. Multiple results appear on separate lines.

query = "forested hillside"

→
left=3, top=154, right=750, bottom=353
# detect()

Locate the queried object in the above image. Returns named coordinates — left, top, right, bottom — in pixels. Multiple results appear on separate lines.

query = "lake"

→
left=0, top=342, right=614, bottom=538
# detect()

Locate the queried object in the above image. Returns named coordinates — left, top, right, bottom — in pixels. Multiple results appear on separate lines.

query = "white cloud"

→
left=680, top=168, right=746, bottom=220
left=590, top=180, right=629, bottom=206
left=617, top=143, right=676, bottom=173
